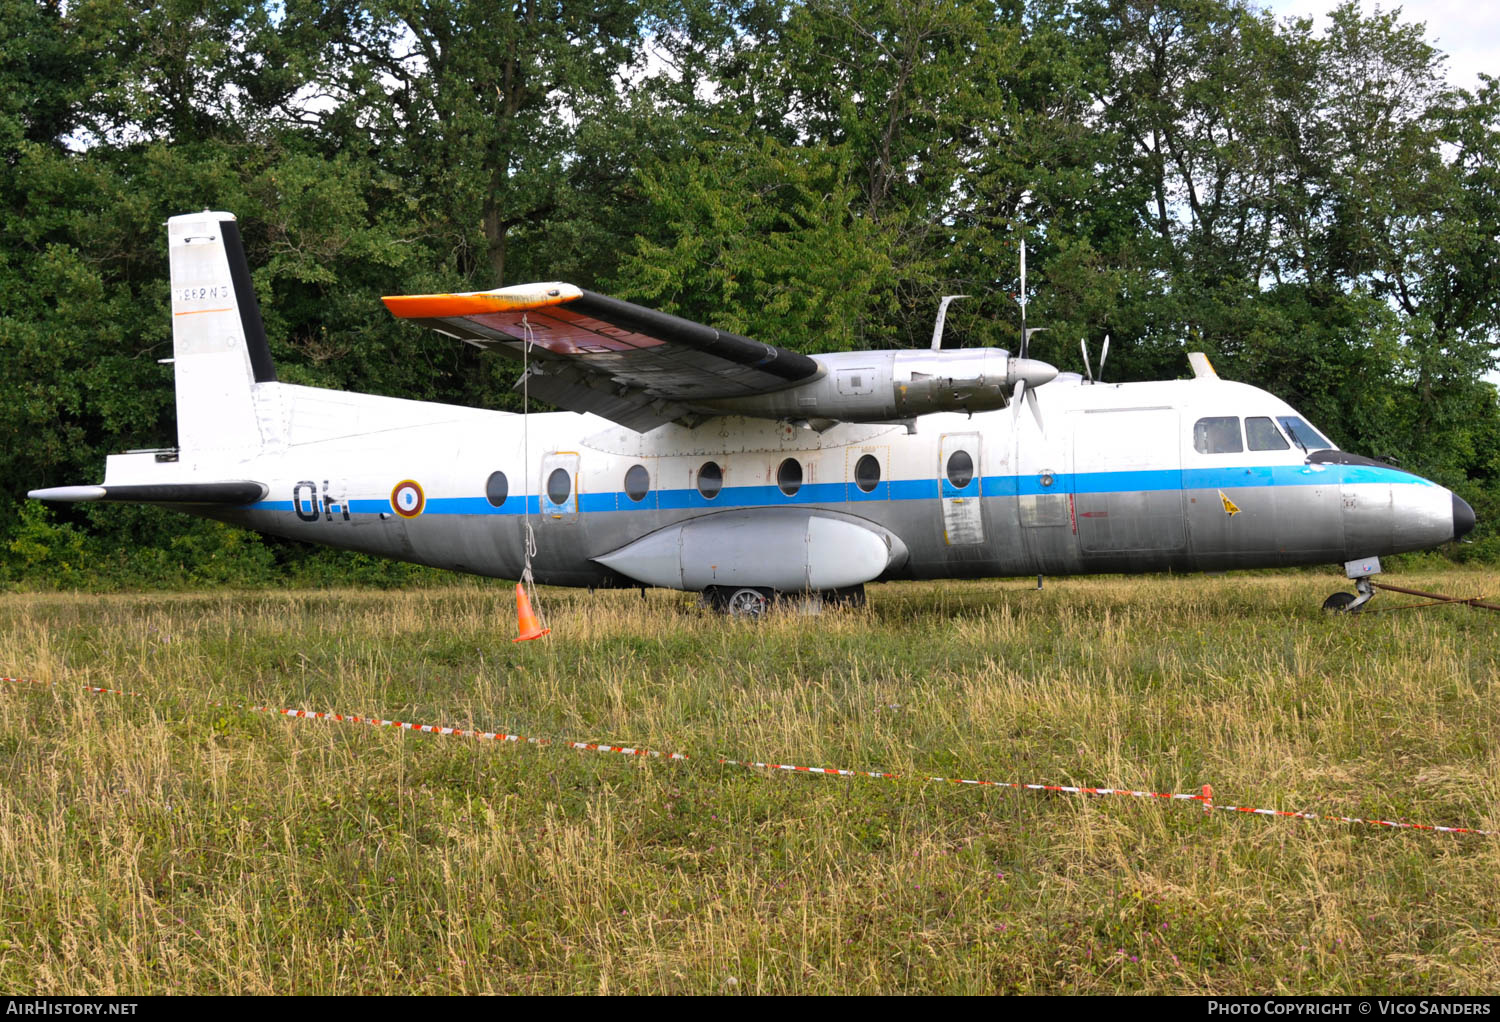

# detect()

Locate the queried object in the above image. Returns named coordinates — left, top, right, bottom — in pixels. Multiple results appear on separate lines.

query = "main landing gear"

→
left=702, top=584, right=867, bottom=618
left=1323, top=558, right=1380, bottom=613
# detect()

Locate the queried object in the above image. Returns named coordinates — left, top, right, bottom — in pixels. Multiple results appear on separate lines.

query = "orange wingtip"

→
left=382, top=283, right=582, bottom=319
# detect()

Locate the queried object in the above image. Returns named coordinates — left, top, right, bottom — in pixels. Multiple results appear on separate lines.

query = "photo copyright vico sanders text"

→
left=1209, top=1005, right=1490, bottom=1016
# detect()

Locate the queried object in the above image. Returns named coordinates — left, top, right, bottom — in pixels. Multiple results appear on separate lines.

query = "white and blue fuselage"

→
left=92, top=373, right=1466, bottom=590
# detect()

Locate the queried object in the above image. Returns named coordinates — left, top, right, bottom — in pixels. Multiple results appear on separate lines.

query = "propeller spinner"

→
left=1010, top=326, right=1054, bottom=431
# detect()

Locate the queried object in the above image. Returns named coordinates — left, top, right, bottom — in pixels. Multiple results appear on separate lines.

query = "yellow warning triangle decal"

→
left=1219, top=490, right=1241, bottom=516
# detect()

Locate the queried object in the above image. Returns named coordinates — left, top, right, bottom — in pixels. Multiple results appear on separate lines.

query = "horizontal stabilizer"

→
left=29, top=481, right=268, bottom=505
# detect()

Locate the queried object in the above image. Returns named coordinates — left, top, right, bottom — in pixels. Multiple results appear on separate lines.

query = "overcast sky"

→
left=1260, top=0, right=1495, bottom=91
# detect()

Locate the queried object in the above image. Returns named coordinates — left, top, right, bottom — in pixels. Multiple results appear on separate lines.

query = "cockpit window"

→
left=1246, top=416, right=1290, bottom=451
left=1193, top=417, right=1243, bottom=454
left=1276, top=416, right=1332, bottom=452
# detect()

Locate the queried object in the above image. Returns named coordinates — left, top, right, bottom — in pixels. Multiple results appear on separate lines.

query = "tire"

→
left=704, top=586, right=774, bottom=618
left=1322, top=591, right=1358, bottom=613
left=725, top=587, right=772, bottom=619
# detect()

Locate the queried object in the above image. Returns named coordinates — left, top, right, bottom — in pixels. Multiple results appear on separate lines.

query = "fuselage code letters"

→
left=293, top=480, right=350, bottom=523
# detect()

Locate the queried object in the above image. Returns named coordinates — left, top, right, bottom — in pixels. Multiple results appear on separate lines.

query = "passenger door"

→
left=939, top=432, right=983, bottom=545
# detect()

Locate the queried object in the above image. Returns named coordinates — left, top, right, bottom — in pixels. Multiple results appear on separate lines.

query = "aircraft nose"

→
left=1453, top=492, right=1477, bottom=540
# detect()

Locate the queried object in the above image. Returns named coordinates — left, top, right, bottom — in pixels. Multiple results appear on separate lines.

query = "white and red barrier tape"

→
left=3, top=674, right=1493, bottom=838
left=3, top=675, right=146, bottom=698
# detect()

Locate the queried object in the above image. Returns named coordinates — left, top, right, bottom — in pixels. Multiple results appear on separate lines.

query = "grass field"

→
left=1, top=569, right=1497, bottom=995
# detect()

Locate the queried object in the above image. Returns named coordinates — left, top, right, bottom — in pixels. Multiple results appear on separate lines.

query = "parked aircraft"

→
left=29, top=212, right=1475, bottom=616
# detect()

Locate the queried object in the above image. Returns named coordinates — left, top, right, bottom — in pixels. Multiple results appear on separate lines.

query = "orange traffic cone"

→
left=513, top=582, right=550, bottom=642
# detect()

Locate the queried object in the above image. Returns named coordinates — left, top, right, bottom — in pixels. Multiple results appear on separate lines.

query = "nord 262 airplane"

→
left=30, top=212, right=1476, bottom=616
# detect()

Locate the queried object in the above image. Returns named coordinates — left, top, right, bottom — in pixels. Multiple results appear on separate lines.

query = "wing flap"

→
left=518, top=366, right=685, bottom=433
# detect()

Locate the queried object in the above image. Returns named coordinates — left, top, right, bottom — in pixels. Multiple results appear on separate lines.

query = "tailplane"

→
left=167, top=211, right=276, bottom=459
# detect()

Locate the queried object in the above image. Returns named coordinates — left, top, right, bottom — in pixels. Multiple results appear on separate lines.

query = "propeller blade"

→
left=930, top=294, right=969, bottom=350
left=1080, top=338, right=1093, bottom=383
left=1099, top=334, right=1110, bottom=381
left=1026, top=383, right=1045, bottom=433
left=1011, top=379, right=1026, bottom=427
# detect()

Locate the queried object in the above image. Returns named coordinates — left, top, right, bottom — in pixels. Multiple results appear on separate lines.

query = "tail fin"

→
left=168, top=211, right=276, bottom=459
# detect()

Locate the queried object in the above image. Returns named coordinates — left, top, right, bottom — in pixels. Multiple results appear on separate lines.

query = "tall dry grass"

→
left=0, top=570, right=1496, bottom=993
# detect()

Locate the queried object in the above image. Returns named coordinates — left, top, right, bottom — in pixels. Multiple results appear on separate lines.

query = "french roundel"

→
left=390, top=479, right=425, bottom=518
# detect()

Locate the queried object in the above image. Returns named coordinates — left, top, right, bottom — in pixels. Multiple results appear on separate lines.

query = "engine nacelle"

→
left=696, top=348, right=1056, bottom=424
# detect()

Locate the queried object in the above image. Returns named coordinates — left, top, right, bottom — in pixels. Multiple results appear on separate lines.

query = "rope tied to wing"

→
left=517, top=315, right=547, bottom=637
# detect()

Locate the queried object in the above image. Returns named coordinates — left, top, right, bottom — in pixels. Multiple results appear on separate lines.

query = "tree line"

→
left=4, top=0, right=1498, bottom=587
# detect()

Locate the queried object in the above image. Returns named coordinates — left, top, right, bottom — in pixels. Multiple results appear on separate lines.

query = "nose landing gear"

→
left=1324, top=558, right=1382, bottom=613
left=1322, top=576, right=1376, bottom=613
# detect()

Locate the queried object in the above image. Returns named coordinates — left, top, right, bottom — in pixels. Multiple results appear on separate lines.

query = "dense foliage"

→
left=4, top=0, right=1498, bottom=587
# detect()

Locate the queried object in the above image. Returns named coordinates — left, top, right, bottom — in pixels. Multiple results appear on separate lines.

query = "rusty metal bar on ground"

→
left=1368, top=581, right=1500, bottom=613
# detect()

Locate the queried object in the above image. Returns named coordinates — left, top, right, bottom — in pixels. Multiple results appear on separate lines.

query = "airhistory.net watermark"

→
left=5, top=1003, right=138, bottom=1016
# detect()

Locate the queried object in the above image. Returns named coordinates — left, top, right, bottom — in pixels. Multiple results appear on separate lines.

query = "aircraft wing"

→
left=383, top=284, right=821, bottom=431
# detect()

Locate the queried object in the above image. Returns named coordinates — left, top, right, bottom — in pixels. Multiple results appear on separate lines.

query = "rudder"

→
left=168, top=211, right=276, bottom=460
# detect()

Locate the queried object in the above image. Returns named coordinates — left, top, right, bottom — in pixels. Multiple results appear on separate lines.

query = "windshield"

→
left=1276, top=416, right=1332, bottom=452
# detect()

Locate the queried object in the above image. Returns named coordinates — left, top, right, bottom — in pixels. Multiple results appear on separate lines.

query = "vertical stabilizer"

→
left=168, top=211, right=276, bottom=459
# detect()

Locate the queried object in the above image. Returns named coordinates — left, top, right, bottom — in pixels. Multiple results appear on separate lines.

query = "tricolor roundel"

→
left=390, top=480, right=425, bottom=518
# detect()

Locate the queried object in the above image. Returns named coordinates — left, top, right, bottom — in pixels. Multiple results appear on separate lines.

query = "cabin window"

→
left=546, top=468, right=571, bottom=505
left=1193, top=416, right=1243, bottom=454
left=854, top=454, right=881, bottom=493
left=1246, top=416, right=1289, bottom=451
left=624, top=464, right=650, bottom=502
left=485, top=470, right=509, bottom=508
left=1277, top=416, right=1332, bottom=452
left=696, top=461, right=722, bottom=499
left=945, top=449, right=974, bottom=488
left=777, top=458, right=803, bottom=496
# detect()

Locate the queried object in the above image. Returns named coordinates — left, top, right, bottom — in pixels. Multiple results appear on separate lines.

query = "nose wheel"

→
left=1323, top=576, right=1376, bottom=613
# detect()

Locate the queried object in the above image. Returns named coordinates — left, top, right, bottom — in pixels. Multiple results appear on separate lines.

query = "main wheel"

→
left=1322, top=591, right=1358, bottom=613
left=724, top=587, right=772, bottom=619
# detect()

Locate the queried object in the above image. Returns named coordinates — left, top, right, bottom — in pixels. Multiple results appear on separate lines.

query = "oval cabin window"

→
left=485, top=470, right=509, bottom=508
left=546, top=468, right=571, bottom=505
left=624, top=464, right=650, bottom=502
left=777, top=458, right=803, bottom=497
left=945, top=450, right=974, bottom=488
left=697, top=461, right=723, bottom=499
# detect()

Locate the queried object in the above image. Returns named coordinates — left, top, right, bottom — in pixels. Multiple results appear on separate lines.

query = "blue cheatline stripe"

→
left=242, top=462, right=1429, bottom=517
